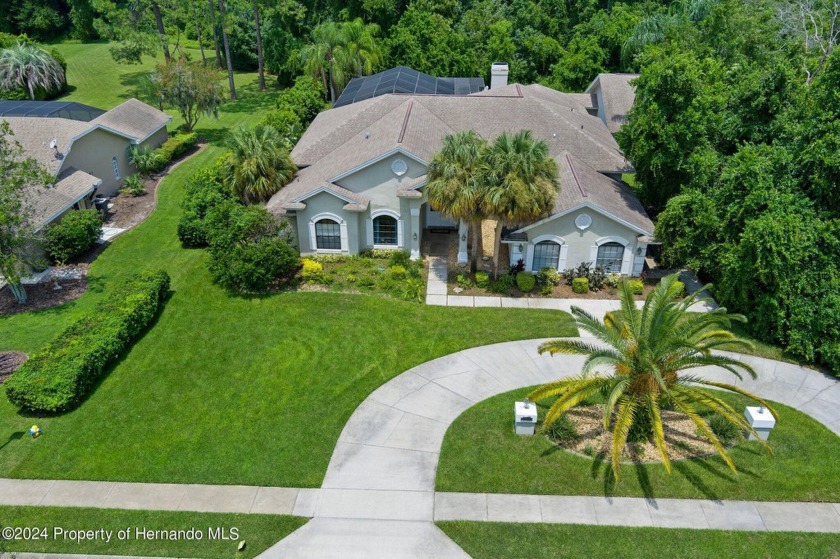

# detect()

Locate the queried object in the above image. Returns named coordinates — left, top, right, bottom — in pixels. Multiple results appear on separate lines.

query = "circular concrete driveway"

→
left=259, top=338, right=840, bottom=559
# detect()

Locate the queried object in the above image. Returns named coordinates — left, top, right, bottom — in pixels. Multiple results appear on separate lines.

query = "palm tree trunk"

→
left=8, top=281, right=27, bottom=304
left=253, top=0, right=265, bottom=90
left=470, top=220, right=480, bottom=274
left=151, top=1, right=171, bottom=63
left=190, top=0, right=207, bottom=65
left=217, top=0, right=237, bottom=100
left=327, top=65, right=336, bottom=103
left=493, top=220, right=503, bottom=278
left=209, top=0, right=222, bottom=68
left=26, top=79, right=35, bottom=100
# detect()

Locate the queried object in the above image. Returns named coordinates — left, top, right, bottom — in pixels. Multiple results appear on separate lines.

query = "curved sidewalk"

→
left=259, top=338, right=840, bottom=558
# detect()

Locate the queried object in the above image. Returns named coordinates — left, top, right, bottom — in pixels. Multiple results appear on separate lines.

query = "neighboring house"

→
left=1, top=98, right=171, bottom=230
left=267, top=65, right=652, bottom=277
left=583, top=73, right=639, bottom=134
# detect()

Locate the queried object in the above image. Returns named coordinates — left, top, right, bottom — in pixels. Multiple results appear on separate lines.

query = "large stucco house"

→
left=1, top=98, right=171, bottom=229
left=267, top=65, right=653, bottom=277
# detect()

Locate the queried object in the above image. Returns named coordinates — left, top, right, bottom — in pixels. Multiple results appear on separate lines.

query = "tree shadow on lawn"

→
left=119, top=70, right=159, bottom=101
left=11, top=288, right=175, bottom=420
left=220, top=81, right=278, bottom=115
left=195, top=127, right=230, bottom=148
left=0, top=432, right=24, bottom=452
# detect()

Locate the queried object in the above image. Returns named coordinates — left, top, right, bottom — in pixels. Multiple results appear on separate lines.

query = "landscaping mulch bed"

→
left=448, top=274, right=656, bottom=299
left=550, top=405, right=720, bottom=463
left=0, top=351, right=28, bottom=384
left=0, top=277, right=87, bottom=316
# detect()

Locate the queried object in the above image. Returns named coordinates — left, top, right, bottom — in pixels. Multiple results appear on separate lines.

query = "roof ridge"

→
left=398, top=100, right=413, bottom=143
left=565, top=153, right=587, bottom=198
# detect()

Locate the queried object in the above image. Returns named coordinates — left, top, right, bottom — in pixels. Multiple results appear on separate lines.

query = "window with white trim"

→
left=112, top=157, right=120, bottom=180
left=532, top=241, right=561, bottom=271
left=315, top=219, right=341, bottom=250
left=597, top=242, right=624, bottom=273
left=373, top=215, right=398, bottom=245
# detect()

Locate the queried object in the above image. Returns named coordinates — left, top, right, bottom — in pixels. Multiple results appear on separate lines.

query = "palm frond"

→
left=648, top=392, right=671, bottom=474
left=692, top=380, right=779, bottom=420
left=538, top=339, right=609, bottom=358
left=610, top=395, right=638, bottom=479
left=671, top=390, right=737, bottom=474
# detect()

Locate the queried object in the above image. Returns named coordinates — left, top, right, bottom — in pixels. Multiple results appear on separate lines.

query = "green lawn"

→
left=0, top=506, right=305, bottom=558
left=437, top=387, right=840, bottom=502
left=438, top=522, right=840, bottom=559
left=0, top=43, right=577, bottom=487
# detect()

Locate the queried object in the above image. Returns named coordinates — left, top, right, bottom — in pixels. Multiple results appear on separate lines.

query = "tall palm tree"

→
left=530, top=274, right=777, bottom=479
left=221, top=125, right=297, bottom=203
left=340, top=18, right=383, bottom=78
left=622, top=0, right=719, bottom=62
left=0, top=43, right=65, bottom=101
left=301, top=22, right=346, bottom=103
left=481, top=130, right=559, bottom=277
left=426, top=131, right=488, bottom=273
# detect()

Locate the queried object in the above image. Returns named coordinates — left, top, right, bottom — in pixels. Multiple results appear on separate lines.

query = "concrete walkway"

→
left=258, top=338, right=840, bottom=558
left=424, top=257, right=717, bottom=313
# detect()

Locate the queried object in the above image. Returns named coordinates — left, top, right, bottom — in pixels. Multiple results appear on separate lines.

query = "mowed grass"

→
left=436, top=387, right=840, bottom=502
left=0, top=506, right=305, bottom=558
left=0, top=45, right=577, bottom=485
left=438, top=522, right=840, bottom=559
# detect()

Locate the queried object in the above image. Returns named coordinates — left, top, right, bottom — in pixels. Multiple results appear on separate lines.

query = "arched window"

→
left=315, top=219, right=341, bottom=250
left=373, top=215, right=398, bottom=246
left=596, top=242, right=624, bottom=273
left=532, top=241, right=561, bottom=271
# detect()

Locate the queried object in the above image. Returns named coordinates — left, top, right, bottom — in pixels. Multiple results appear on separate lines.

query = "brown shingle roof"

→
left=90, top=98, right=172, bottom=141
left=26, top=167, right=99, bottom=229
left=3, top=117, right=90, bottom=174
left=585, top=73, right=639, bottom=134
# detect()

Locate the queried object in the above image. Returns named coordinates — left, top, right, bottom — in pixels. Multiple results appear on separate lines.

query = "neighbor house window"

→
left=597, top=242, right=624, bottom=273
left=315, top=219, right=341, bottom=250
left=373, top=215, right=398, bottom=245
left=112, top=157, right=120, bottom=180
left=532, top=241, right=561, bottom=271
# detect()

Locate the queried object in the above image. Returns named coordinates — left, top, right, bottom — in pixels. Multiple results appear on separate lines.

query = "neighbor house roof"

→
left=585, top=73, right=639, bottom=134
left=268, top=83, right=632, bottom=216
left=27, top=167, right=100, bottom=229
left=89, top=98, right=172, bottom=142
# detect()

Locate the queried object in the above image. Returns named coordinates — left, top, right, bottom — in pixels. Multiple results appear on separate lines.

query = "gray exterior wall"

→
left=61, top=128, right=132, bottom=196
left=506, top=207, right=647, bottom=277
left=139, top=127, right=168, bottom=151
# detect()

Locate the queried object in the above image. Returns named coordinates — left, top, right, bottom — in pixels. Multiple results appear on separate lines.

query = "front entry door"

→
left=425, top=203, right=457, bottom=228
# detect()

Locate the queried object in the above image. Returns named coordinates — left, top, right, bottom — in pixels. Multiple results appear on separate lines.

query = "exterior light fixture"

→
left=412, top=232, right=418, bottom=241
left=461, top=233, right=466, bottom=242
left=637, top=247, right=642, bottom=256
left=517, top=244, right=524, bottom=253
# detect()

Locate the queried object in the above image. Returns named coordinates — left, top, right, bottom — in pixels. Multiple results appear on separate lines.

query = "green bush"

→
left=541, top=283, right=553, bottom=295
left=276, top=76, right=328, bottom=127
left=178, top=167, right=233, bottom=247
left=129, top=146, right=165, bottom=176
left=709, top=414, right=742, bottom=445
left=626, top=279, right=644, bottom=295
left=130, top=133, right=197, bottom=175
left=43, top=209, right=102, bottom=264
left=672, top=280, right=686, bottom=298
left=564, top=262, right=607, bottom=291
left=516, top=272, right=536, bottom=292
left=545, top=415, right=579, bottom=443
left=475, top=272, right=490, bottom=288
left=389, top=265, right=408, bottom=279
left=605, top=273, right=621, bottom=288
left=4, top=270, right=170, bottom=412
left=157, top=132, right=198, bottom=161
left=301, top=258, right=323, bottom=281
left=536, top=267, right=562, bottom=287
left=259, top=109, right=302, bottom=148
left=120, top=174, right=145, bottom=196
left=388, top=250, right=412, bottom=268
left=489, top=273, right=515, bottom=293
left=572, top=277, right=589, bottom=294
left=403, top=277, right=424, bottom=302
left=457, top=273, right=473, bottom=289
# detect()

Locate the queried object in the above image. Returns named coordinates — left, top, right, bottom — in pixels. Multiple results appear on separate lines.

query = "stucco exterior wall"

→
left=138, top=126, right=169, bottom=151
left=507, top=207, right=647, bottom=276
left=295, top=191, right=360, bottom=256
left=336, top=152, right=426, bottom=214
left=61, top=129, right=132, bottom=196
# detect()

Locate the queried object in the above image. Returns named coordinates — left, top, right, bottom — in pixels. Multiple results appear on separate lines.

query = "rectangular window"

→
left=532, top=242, right=561, bottom=271
left=373, top=216, right=398, bottom=245
left=112, top=157, right=121, bottom=180
left=315, top=220, right=342, bottom=250
left=596, top=243, right=625, bottom=273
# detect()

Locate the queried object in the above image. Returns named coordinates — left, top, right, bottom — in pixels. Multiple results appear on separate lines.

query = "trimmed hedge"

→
left=5, top=270, right=171, bottom=413
left=43, top=209, right=102, bottom=264
left=130, top=132, right=198, bottom=175
left=572, top=277, right=589, bottom=294
left=516, top=272, right=536, bottom=293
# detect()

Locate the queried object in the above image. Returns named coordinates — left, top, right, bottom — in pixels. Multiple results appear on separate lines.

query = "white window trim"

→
left=112, top=157, right=121, bottom=180
left=309, top=212, right=348, bottom=253
left=527, top=235, right=568, bottom=272
left=592, top=236, right=633, bottom=275
left=369, top=209, right=403, bottom=249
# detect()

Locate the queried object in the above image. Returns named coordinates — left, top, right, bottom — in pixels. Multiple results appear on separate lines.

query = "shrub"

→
left=388, top=250, right=412, bottom=268
left=626, top=279, right=644, bottom=295
left=389, top=265, right=408, bottom=279
left=545, top=415, right=579, bottom=443
left=259, top=109, right=302, bottom=149
left=536, top=267, right=561, bottom=287
left=564, top=262, right=607, bottom=291
left=475, top=271, right=490, bottom=288
left=516, top=272, right=536, bottom=292
left=44, top=209, right=102, bottom=264
left=541, top=283, right=553, bottom=295
left=605, top=273, right=621, bottom=288
left=130, top=133, right=198, bottom=175
left=5, top=270, right=170, bottom=412
left=489, top=273, right=516, bottom=293
left=276, top=75, right=327, bottom=126
left=572, top=277, right=589, bottom=294
left=672, top=280, right=686, bottom=298
left=510, top=258, right=525, bottom=274
left=178, top=167, right=233, bottom=247
left=709, top=414, right=742, bottom=445
left=157, top=132, right=198, bottom=161
left=403, top=277, right=424, bottom=302
left=301, top=258, right=323, bottom=281
left=129, top=145, right=165, bottom=175
left=457, top=273, right=473, bottom=289
left=120, top=174, right=145, bottom=196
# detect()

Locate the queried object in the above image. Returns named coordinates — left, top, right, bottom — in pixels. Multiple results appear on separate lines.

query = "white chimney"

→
left=490, top=62, right=509, bottom=89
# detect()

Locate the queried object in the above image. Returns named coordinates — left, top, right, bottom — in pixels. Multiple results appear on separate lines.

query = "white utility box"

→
left=744, top=406, right=776, bottom=441
left=515, top=400, right=538, bottom=435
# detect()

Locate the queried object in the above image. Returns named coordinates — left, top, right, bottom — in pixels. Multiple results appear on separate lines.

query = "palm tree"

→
left=622, top=0, right=719, bottom=62
left=340, top=18, right=383, bottom=78
left=0, top=43, right=65, bottom=101
left=426, top=131, right=488, bottom=273
left=481, top=130, right=559, bottom=277
left=529, top=274, right=777, bottom=479
left=221, top=125, right=297, bottom=203
left=301, top=22, right=346, bottom=103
